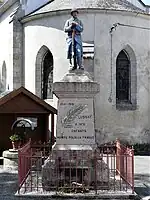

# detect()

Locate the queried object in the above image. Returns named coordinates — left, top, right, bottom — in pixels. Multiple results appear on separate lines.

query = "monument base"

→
left=42, top=70, right=109, bottom=192
left=42, top=144, right=109, bottom=192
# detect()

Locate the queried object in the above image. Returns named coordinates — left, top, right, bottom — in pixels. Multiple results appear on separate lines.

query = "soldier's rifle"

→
left=72, top=28, right=75, bottom=68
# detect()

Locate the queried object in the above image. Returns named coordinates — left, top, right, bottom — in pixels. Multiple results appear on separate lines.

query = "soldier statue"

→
left=64, top=8, right=84, bottom=70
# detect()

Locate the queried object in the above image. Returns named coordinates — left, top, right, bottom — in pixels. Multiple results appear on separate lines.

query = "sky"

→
left=142, top=0, right=150, bottom=5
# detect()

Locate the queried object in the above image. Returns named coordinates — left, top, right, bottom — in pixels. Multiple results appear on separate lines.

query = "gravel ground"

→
left=134, top=157, right=150, bottom=200
left=0, top=166, right=18, bottom=200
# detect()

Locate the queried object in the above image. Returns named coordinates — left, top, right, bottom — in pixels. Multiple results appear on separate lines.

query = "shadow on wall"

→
left=95, top=128, right=150, bottom=147
left=0, top=61, right=7, bottom=93
left=23, top=10, right=85, bottom=34
left=23, top=13, right=67, bottom=31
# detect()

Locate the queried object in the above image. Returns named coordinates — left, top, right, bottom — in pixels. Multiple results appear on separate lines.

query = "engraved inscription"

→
left=57, top=99, right=95, bottom=145
left=61, top=104, right=87, bottom=127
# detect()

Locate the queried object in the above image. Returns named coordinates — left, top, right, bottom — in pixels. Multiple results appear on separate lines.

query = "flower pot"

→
left=12, top=141, right=21, bottom=150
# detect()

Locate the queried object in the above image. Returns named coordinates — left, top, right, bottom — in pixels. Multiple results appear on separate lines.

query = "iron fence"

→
left=116, top=139, right=134, bottom=192
left=18, top=139, right=32, bottom=188
left=18, top=139, right=134, bottom=195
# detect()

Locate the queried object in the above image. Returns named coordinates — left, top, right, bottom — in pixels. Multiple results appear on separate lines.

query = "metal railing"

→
left=18, top=139, right=134, bottom=195
left=18, top=139, right=50, bottom=190
left=116, top=139, right=134, bottom=192
left=18, top=139, right=32, bottom=188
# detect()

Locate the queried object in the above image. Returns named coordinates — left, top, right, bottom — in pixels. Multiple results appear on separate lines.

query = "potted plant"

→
left=9, top=134, right=22, bottom=150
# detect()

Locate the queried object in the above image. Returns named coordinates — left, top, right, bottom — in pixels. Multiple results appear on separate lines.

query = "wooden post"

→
left=51, top=114, right=54, bottom=147
left=45, top=114, right=49, bottom=142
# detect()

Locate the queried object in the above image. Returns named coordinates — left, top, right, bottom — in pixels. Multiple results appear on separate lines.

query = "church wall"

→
left=23, top=15, right=72, bottom=92
left=23, top=16, right=67, bottom=109
left=23, top=10, right=150, bottom=144
left=23, top=12, right=96, bottom=92
left=93, top=12, right=150, bottom=144
left=0, top=3, right=17, bottom=91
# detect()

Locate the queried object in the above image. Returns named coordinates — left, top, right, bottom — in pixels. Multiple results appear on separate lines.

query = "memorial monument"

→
left=42, top=9, right=109, bottom=192
left=42, top=69, right=110, bottom=191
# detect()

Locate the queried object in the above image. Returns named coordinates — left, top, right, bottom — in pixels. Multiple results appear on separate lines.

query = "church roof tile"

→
left=27, top=0, right=146, bottom=16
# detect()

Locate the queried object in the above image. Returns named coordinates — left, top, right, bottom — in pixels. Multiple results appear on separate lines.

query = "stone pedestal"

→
left=54, top=70, right=99, bottom=146
left=3, top=149, right=18, bottom=170
left=42, top=70, right=109, bottom=191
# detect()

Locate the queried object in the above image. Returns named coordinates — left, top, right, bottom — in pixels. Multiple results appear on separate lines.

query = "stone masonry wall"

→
left=13, top=17, right=24, bottom=89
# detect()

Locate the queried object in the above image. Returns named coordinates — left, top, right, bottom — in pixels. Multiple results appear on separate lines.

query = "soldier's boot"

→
left=69, top=58, right=72, bottom=67
left=79, top=64, right=84, bottom=70
left=77, top=57, right=84, bottom=70
left=70, top=57, right=77, bottom=70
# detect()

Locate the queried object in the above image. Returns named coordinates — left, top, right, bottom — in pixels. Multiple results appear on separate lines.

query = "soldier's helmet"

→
left=71, top=8, right=79, bottom=16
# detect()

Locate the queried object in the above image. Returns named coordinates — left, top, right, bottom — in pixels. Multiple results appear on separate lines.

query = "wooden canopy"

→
left=0, top=86, right=57, bottom=114
left=0, top=87, right=57, bottom=153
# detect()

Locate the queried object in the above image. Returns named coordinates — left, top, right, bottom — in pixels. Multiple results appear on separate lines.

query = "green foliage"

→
left=9, top=134, right=22, bottom=142
left=133, top=143, right=150, bottom=156
left=117, top=139, right=150, bottom=156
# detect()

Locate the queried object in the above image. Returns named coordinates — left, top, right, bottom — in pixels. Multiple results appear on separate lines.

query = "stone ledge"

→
left=3, top=150, right=18, bottom=159
left=53, top=82, right=100, bottom=98
left=62, top=70, right=93, bottom=82
left=2, top=150, right=19, bottom=170
left=15, top=193, right=139, bottom=200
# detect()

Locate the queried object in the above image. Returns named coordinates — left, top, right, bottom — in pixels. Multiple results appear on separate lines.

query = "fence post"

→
left=116, top=138, right=120, bottom=174
left=18, top=139, right=32, bottom=191
left=131, top=146, right=134, bottom=194
left=94, top=149, right=97, bottom=194
left=18, top=149, right=21, bottom=194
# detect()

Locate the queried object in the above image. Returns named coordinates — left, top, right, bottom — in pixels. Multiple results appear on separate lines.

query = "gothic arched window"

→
left=116, top=50, right=130, bottom=102
left=42, top=51, right=53, bottom=99
left=35, top=46, right=53, bottom=100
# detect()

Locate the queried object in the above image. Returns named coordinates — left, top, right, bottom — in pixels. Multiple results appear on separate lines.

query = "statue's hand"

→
left=72, top=22, right=78, bottom=26
left=71, top=24, right=76, bottom=29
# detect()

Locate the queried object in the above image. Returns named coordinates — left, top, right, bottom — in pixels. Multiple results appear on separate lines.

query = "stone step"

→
left=14, top=194, right=139, bottom=200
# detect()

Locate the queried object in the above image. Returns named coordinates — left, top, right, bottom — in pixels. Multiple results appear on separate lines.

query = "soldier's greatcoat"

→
left=64, top=17, right=83, bottom=59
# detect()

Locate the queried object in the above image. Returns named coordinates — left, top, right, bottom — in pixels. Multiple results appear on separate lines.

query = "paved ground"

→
left=0, top=156, right=149, bottom=200
left=134, top=156, right=150, bottom=199
left=0, top=167, right=18, bottom=200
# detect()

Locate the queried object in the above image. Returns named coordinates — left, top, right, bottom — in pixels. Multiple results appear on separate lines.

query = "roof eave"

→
left=20, top=8, right=150, bottom=24
left=0, top=0, right=19, bottom=17
left=0, top=87, right=57, bottom=114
